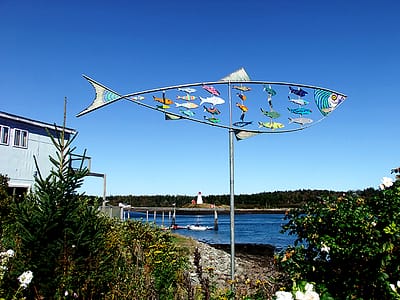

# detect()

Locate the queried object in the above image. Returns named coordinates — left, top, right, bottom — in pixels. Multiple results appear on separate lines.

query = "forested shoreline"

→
left=103, top=187, right=379, bottom=209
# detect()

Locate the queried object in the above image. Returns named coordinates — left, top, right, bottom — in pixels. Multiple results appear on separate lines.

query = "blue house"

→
left=0, top=111, right=76, bottom=196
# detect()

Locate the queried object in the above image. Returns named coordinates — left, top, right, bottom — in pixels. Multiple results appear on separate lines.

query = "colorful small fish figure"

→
left=233, top=85, right=251, bottom=92
left=236, top=103, right=248, bottom=112
left=175, top=102, right=199, bottom=109
left=288, top=97, right=309, bottom=106
left=258, top=121, right=284, bottom=129
left=287, top=107, right=312, bottom=115
left=177, top=95, right=196, bottom=101
left=263, top=85, right=277, bottom=96
left=131, top=95, right=145, bottom=101
left=204, top=116, right=220, bottom=123
left=180, top=109, right=195, bottom=117
left=260, top=108, right=280, bottom=119
left=202, top=85, right=220, bottom=96
left=199, top=96, right=225, bottom=106
left=156, top=105, right=170, bottom=109
left=288, top=117, right=313, bottom=125
left=237, top=93, right=247, bottom=101
left=233, top=121, right=252, bottom=127
left=177, top=87, right=196, bottom=94
left=289, top=86, right=308, bottom=97
left=153, top=95, right=173, bottom=105
left=203, top=105, right=221, bottom=115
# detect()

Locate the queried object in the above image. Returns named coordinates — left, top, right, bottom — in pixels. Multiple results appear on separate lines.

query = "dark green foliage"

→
left=3, top=127, right=111, bottom=298
left=279, top=182, right=400, bottom=299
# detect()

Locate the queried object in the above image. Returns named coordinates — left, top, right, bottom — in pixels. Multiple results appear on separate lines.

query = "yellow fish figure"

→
left=258, top=121, right=284, bottom=130
left=236, top=103, right=248, bottom=112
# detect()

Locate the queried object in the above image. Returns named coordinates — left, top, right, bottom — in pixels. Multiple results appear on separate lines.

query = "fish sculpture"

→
left=131, top=96, right=145, bottom=101
left=180, top=109, right=195, bottom=117
left=288, top=97, right=309, bottom=106
left=204, top=116, right=220, bottom=123
left=153, top=95, right=173, bottom=105
left=263, top=85, right=277, bottom=96
left=287, top=107, right=312, bottom=115
left=177, top=95, right=196, bottom=101
left=236, top=103, right=248, bottom=112
left=233, top=85, right=251, bottom=92
left=202, top=84, right=220, bottom=96
left=258, top=121, right=284, bottom=129
left=177, top=87, right=196, bottom=94
left=288, top=117, right=313, bottom=125
left=237, top=93, right=247, bottom=101
left=314, top=89, right=346, bottom=116
left=199, top=96, right=225, bottom=106
left=175, top=102, right=199, bottom=109
left=233, top=121, right=252, bottom=127
left=157, top=104, right=170, bottom=109
left=203, top=105, right=221, bottom=115
left=289, top=86, right=308, bottom=97
left=260, top=108, right=280, bottom=119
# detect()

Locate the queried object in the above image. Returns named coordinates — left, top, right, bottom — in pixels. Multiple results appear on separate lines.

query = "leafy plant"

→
left=279, top=176, right=400, bottom=299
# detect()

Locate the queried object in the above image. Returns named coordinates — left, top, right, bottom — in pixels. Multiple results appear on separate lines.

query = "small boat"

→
left=187, top=224, right=213, bottom=231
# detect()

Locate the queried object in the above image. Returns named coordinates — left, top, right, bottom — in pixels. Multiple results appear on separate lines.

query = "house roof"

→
left=0, top=111, right=76, bottom=135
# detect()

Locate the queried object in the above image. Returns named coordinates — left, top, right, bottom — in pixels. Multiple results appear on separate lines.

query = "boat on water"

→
left=187, top=224, right=213, bottom=231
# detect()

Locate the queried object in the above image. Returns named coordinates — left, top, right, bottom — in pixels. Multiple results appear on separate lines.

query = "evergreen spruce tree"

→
left=9, top=125, right=110, bottom=298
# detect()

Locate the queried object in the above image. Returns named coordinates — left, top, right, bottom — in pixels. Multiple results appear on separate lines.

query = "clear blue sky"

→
left=1, top=0, right=399, bottom=197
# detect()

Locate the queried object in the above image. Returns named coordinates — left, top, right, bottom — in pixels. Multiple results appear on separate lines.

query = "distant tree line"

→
left=101, top=187, right=379, bottom=209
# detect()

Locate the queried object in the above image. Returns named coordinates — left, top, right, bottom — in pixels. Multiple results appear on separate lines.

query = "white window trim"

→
left=13, top=128, right=28, bottom=149
left=0, top=125, right=10, bottom=145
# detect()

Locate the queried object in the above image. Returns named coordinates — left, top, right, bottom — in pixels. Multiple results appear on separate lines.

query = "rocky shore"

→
left=186, top=239, right=286, bottom=297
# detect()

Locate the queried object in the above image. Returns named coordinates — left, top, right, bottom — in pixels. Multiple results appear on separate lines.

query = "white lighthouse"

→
left=196, top=192, right=203, bottom=204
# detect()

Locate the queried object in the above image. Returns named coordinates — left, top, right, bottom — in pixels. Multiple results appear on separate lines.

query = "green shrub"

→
left=279, top=177, right=400, bottom=299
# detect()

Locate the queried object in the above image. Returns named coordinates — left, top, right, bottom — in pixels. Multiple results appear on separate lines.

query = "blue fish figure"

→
left=289, top=86, right=308, bottom=97
left=287, top=107, right=312, bottom=115
left=180, top=109, right=195, bottom=117
left=263, top=85, right=277, bottom=96
left=233, top=121, right=253, bottom=127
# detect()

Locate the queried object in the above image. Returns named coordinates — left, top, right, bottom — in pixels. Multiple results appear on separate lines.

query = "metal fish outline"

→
left=78, top=74, right=346, bottom=135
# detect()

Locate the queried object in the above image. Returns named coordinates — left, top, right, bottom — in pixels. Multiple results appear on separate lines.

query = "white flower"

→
left=304, top=291, right=320, bottom=300
left=275, top=291, right=294, bottom=300
left=320, top=243, right=330, bottom=253
left=380, top=177, right=393, bottom=190
left=295, top=291, right=306, bottom=299
left=6, top=249, right=14, bottom=258
left=304, top=283, right=314, bottom=292
left=18, top=270, right=33, bottom=288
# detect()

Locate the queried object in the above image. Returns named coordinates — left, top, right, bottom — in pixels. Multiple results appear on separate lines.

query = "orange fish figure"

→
left=237, top=93, right=247, bottom=101
left=153, top=95, right=173, bottom=105
left=236, top=103, right=248, bottom=112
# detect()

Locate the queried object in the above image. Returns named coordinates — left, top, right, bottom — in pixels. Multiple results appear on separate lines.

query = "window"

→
left=0, top=125, right=10, bottom=145
left=13, top=128, right=28, bottom=148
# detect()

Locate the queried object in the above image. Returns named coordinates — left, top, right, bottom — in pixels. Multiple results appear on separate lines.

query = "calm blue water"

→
left=126, top=212, right=296, bottom=250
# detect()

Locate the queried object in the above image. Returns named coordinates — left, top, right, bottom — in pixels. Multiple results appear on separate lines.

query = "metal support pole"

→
left=228, top=82, right=235, bottom=286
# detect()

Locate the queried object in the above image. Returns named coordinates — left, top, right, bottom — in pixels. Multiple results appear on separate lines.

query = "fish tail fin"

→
left=288, top=117, right=293, bottom=124
left=199, top=97, right=205, bottom=106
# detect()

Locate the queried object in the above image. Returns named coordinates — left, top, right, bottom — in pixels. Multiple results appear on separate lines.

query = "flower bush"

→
left=279, top=174, right=400, bottom=299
